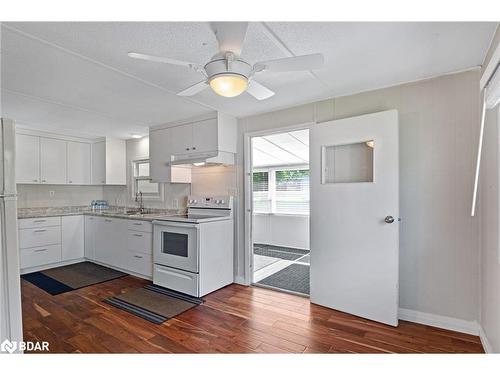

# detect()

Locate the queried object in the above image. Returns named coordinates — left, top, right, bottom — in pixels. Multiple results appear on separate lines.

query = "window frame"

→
left=131, top=159, right=164, bottom=201
left=253, top=164, right=310, bottom=217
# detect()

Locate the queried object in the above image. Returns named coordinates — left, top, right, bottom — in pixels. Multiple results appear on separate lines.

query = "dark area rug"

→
left=21, top=261, right=127, bottom=295
left=104, top=284, right=202, bottom=324
left=256, top=263, right=310, bottom=295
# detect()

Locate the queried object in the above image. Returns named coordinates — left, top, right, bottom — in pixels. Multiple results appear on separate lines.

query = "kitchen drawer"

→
left=153, top=264, right=199, bottom=297
left=20, top=244, right=61, bottom=269
left=19, top=216, right=61, bottom=229
left=123, top=251, right=152, bottom=277
left=127, top=220, right=152, bottom=233
left=127, top=230, right=152, bottom=254
left=19, top=226, right=61, bottom=249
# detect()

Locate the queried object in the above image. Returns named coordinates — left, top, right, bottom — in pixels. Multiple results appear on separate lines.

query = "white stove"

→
left=152, top=196, right=234, bottom=297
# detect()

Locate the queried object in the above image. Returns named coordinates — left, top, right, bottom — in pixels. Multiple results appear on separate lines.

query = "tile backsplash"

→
left=16, top=184, right=104, bottom=208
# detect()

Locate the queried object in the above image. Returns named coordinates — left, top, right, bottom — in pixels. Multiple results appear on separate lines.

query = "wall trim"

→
left=479, top=325, right=493, bottom=353
left=234, top=275, right=248, bottom=286
left=398, top=308, right=480, bottom=336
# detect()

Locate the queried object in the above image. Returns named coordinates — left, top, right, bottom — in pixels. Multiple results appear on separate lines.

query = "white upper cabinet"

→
left=67, top=141, right=91, bottom=185
left=91, top=141, right=106, bottom=184
left=149, top=112, right=237, bottom=182
left=91, top=139, right=126, bottom=185
left=16, top=131, right=125, bottom=186
left=192, top=119, right=218, bottom=153
left=40, top=137, right=67, bottom=184
left=16, top=134, right=40, bottom=184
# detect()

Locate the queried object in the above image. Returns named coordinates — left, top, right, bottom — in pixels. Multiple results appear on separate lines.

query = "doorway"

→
left=249, top=129, right=310, bottom=296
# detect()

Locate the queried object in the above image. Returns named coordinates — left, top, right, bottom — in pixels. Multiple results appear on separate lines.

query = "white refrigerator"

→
left=0, top=118, right=23, bottom=346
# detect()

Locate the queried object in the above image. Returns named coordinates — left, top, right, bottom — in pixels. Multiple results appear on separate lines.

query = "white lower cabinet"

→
left=20, top=215, right=154, bottom=278
left=84, top=216, right=96, bottom=260
left=20, top=245, right=62, bottom=269
left=61, top=215, right=85, bottom=261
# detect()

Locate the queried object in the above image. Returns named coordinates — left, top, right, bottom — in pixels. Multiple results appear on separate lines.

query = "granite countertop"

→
left=17, top=206, right=183, bottom=222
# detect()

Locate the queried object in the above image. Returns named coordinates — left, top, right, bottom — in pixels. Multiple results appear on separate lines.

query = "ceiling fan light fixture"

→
left=209, top=74, right=248, bottom=98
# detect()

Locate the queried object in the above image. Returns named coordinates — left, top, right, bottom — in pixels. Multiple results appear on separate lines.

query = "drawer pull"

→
left=34, top=229, right=47, bottom=233
left=34, top=248, right=48, bottom=252
left=133, top=234, right=143, bottom=237
left=133, top=255, right=143, bottom=259
left=133, top=223, right=143, bottom=226
left=33, top=219, right=47, bottom=223
left=104, top=219, right=113, bottom=222
left=157, top=268, right=193, bottom=280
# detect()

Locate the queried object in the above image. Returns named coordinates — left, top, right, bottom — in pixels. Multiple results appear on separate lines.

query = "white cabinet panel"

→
left=16, top=134, right=40, bottom=184
left=94, top=217, right=127, bottom=267
left=40, top=137, right=67, bottom=184
left=20, top=245, right=62, bottom=269
left=170, top=124, right=193, bottom=154
left=19, top=226, right=61, bottom=249
left=150, top=127, right=171, bottom=182
left=67, top=142, right=91, bottom=185
left=91, top=141, right=106, bottom=184
left=105, top=139, right=126, bottom=185
left=192, top=119, right=218, bottom=153
left=127, top=220, right=152, bottom=233
left=122, top=251, right=152, bottom=277
left=61, top=215, right=84, bottom=261
left=127, top=231, right=152, bottom=255
left=84, top=216, right=96, bottom=260
left=19, top=216, right=61, bottom=229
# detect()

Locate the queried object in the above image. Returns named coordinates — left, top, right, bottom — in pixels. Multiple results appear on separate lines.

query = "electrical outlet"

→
left=49, top=190, right=55, bottom=197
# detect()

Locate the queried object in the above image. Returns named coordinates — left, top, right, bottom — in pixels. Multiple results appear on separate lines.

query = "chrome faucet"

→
left=135, top=191, right=144, bottom=213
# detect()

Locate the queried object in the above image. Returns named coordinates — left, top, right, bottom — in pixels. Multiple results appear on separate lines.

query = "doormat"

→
left=22, top=261, right=127, bottom=295
left=104, top=284, right=203, bottom=324
left=256, top=263, right=310, bottom=295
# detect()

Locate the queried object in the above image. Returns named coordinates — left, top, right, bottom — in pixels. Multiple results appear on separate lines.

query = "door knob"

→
left=384, top=216, right=395, bottom=224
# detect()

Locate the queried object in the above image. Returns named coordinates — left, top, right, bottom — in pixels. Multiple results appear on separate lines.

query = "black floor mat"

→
left=256, top=263, right=310, bottom=295
left=254, top=245, right=309, bottom=261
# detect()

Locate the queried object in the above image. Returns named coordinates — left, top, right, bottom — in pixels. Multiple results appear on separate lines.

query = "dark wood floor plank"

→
left=21, top=276, right=484, bottom=354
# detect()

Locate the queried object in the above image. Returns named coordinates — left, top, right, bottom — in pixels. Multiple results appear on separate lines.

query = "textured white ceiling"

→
left=1, top=22, right=497, bottom=138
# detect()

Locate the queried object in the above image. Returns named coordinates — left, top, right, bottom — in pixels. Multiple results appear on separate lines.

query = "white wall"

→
left=235, top=69, right=481, bottom=323
left=253, top=214, right=309, bottom=250
left=478, top=25, right=500, bottom=353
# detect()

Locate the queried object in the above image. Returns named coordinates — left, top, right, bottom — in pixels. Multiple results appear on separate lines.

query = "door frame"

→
left=243, top=122, right=314, bottom=286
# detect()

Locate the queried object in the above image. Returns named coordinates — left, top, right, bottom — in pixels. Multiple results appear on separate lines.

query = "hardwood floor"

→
left=21, top=275, right=484, bottom=353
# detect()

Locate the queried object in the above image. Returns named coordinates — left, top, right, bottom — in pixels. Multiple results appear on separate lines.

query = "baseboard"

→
left=479, top=325, right=493, bottom=353
left=398, top=308, right=480, bottom=336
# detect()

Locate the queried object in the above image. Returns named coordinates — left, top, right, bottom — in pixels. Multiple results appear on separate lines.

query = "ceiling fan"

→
left=127, top=22, right=324, bottom=100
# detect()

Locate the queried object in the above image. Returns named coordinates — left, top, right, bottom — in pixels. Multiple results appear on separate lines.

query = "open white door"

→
left=310, top=110, right=399, bottom=326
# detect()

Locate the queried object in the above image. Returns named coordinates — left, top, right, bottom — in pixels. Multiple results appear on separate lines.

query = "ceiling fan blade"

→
left=177, top=80, right=209, bottom=97
left=210, top=22, right=248, bottom=55
left=247, top=80, right=275, bottom=100
left=254, top=53, right=324, bottom=73
left=128, top=52, right=200, bottom=69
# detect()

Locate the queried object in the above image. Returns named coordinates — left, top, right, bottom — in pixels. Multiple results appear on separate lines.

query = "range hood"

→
left=170, top=150, right=235, bottom=166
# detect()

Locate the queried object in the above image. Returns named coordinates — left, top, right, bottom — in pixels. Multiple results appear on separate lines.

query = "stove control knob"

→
left=220, top=200, right=225, bottom=204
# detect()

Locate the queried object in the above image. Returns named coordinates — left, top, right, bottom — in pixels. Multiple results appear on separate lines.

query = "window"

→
left=253, top=167, right=309, bottom=215
left=132, top=159, right=163, bottom=200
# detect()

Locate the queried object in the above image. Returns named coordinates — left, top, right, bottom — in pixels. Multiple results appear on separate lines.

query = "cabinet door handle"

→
left=33, top=179, right=38, bottom=182
left=68, top=180, right=72, bottom=183
left=192, top=147, right=196, bottom=150
left=185, top=147, right=190, bottom=151
left=42, top=179, right=46, bottom=183
left=34, top=248, right=48, bottom=252
left=133, top=255, right=143, bottom=259
left=34, top=229, right=47, bottom=233
left=133, top=234, right=143, bottom=237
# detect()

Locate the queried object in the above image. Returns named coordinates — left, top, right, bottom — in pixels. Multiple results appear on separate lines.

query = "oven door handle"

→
left=153, top=220, right=199, bottom=229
